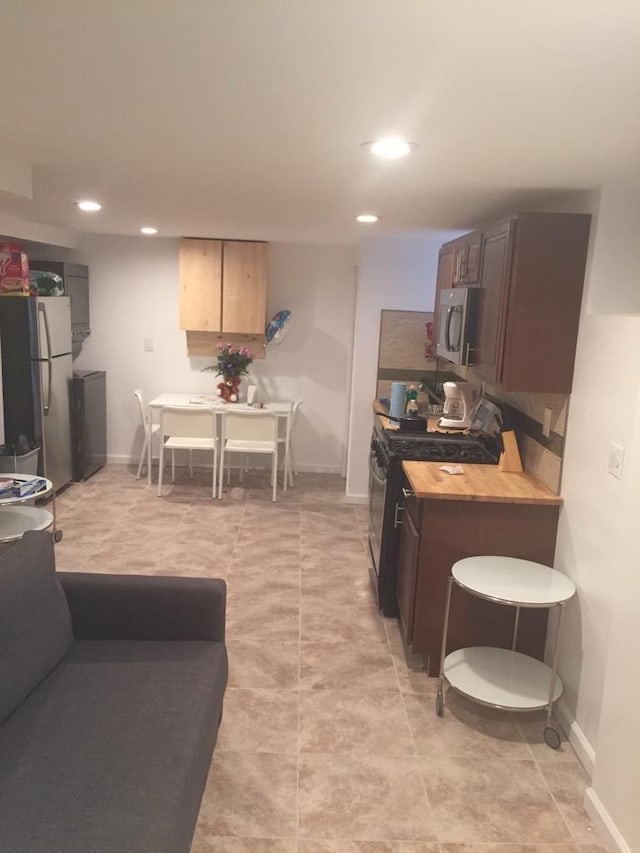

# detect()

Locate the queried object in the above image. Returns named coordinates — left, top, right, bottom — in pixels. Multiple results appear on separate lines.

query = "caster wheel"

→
left=435, top=691, right=444, bottom=718
left=543, top=725, right=561, bottom=750
left=54, top=530, right=63, bottom=543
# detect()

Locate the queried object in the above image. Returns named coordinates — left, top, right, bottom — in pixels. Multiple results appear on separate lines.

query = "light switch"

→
left=143, top=337, right=154, bottom=352
left=608, top=442, right=624, bottom=480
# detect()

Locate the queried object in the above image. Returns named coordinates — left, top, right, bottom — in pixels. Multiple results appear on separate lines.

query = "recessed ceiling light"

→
left=363, top=137, right=416, bottom=159
left=76, top=199, right=102, bottom=212
left=356, top=214, right=379, bottom=223
left=139, top=226, right=158, bottom=235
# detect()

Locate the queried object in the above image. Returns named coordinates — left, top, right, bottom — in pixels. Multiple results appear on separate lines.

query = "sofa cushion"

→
left=0, top=639, right=228, bottom=853
left=0, top=530, right=73, bottom=724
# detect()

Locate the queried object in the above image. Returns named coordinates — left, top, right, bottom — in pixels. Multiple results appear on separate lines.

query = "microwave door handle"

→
left=38, top=302, right=53, bottom=414
left=445, top=306, right=454, bottom=351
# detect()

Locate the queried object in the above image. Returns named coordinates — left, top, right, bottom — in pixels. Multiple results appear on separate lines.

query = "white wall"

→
left=345, top=231, right=461, bottom=499
left=73, top=235, right=356, bottom=473
left=553, top=188, right=640, bottom=850
left=584, top=380, right=640, bottom=853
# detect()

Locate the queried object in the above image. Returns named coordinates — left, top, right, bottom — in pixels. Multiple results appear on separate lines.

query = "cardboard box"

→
left=0, top=243, right=29, bottom=295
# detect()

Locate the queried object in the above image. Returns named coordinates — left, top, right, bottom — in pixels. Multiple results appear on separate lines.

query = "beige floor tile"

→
left=77, top=543, right=159, bottom=574
left=298, top=843, right=439, bottom=852
left=192, top=837, right=297, bottom=852
left=300, top=602, right=388, bottom=645
left=216, top=688, right=298, bottom=754
left=226, top=590, right=300, bottom=642
left=198, top=752, right=297, bottom=839
left=404, top=691, right=531, bottom=759
left=537, top=762, right=600, bottom=844
left=299, top=689, right=415, bottom=756
left=439, top=845, right=581, bottom=852
left=298, top=753, right=435, bottom=841
left=300, top=641, right=397, bottom=691
left=228, top=572, right=300, bottom=601
left=420, top=756, right=571, bottom=844
left=301, top=572, right=373, bottom=608
left=300, top=550, right=372, bottom=577
left=230, top=544, right=301, bottom=571
left=388, top=646, right=433, bottom=695
left=226, top=640, right=299, bottom=689
left=516, top=711, right=579, bottom=763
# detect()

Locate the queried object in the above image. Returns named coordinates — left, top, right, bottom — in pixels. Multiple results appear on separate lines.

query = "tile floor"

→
left=52, top=464, right=607, bottom=853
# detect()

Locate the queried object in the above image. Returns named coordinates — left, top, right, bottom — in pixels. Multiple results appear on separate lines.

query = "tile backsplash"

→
left=450, top=364, right=568, bottom=494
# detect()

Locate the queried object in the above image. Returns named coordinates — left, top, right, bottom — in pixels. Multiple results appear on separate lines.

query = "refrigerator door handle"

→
left=38, top=302, right=53, bottom=414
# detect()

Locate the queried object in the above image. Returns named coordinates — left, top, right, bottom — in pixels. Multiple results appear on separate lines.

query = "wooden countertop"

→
left=402, top=461, right=562, bottom=506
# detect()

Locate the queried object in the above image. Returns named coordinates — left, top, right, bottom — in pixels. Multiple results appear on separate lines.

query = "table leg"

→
left=147, top=407, right=153, bottom=487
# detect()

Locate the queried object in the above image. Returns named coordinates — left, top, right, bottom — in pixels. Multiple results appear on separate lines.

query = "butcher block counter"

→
left=402, top=461, right=562, bottom=505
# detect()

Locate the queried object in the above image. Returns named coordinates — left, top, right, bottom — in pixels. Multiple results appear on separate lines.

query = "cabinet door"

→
left=472, top=221, right=514, bottom=382
left=396, top=506, right=420, bottom=644
left=222, top=241, right=268, bottom=335
left=464, top=232, right=483, bottom=285
left=179, top=239, right=222, bottom=331
left=453, top=233, right=482, bottom=286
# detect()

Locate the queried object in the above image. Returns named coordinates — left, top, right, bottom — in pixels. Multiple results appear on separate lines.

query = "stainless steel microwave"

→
left=436, top=287, right=477, bottom=366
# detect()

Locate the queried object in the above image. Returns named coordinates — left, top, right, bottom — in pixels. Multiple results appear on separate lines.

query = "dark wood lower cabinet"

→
left=396, top=505, right=420, bottom=644
left=396, top=495, right=560, bottom=676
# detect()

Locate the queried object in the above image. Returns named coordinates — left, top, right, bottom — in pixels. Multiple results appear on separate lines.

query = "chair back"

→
left=223, top=410, right=277, bottom=443
left=134, top=389, right=147, bottom=427
left=160, top=406, right=217, bottom=438
left=291, top=399, right=303, bottom=427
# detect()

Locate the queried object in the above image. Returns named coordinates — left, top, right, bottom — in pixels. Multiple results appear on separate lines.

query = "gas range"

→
left=385, top=430, right=500, bottom=464
left=373, top=420, right=500, bottom=468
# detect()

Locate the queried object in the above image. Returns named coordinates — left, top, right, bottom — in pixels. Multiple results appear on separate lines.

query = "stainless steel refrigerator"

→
left=0, top=297, right=73, bottom=491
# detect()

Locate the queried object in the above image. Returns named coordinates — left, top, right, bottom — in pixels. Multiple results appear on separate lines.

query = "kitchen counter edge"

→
left=402, top=461, right=563, bottom=506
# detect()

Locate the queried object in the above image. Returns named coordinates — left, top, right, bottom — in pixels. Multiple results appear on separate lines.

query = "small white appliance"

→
left=439, top=381, right=475, bottom=429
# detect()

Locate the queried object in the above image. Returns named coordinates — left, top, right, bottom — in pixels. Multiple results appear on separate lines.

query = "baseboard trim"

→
left=344, top=493, right=368, bottom=505
left=584, top=786, right=631, bottom=853
left=555, top=698, right=596, bottom=777
left=106, top=455, right=343, bottom=476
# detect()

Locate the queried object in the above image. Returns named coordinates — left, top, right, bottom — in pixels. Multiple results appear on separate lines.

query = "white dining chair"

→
left=157, top=406, right=218, bottom=498
left=278, top=400, right=302, bottom=488
left=134, top=389, right=161, bottom=481
left=219, top=410, right=278, bottom=501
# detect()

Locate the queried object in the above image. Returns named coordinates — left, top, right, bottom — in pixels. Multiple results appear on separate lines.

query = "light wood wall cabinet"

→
left=179, top=238, right=269, bottom=350
left=179, top=239, right=223, bottom=332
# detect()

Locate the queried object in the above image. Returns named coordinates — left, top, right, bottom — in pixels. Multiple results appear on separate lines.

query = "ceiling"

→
left=0, top=1, right=639, bottom=244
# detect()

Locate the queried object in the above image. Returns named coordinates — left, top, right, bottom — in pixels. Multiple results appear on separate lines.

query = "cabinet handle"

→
left=402, top=487, right=414, bottom=498
left=394, top=503, right=404, bottom=528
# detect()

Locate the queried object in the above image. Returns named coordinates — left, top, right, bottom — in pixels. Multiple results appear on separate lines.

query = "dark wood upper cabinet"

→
left=473, top=220, right=514, bottom=383
left=463, top=212, right=591, bottom=393
left=452, top=231, right=483, bottom=286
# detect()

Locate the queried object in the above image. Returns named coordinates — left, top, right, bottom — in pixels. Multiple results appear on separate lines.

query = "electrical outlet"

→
left=608, top=442, right=624, bottom=480
left=143, top=337, right=154, bottom=352
left=542, top=408, right=552, bottom=439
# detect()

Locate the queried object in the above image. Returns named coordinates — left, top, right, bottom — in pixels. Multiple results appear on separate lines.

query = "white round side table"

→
left=435, top=555, right=576, bottom=749
left=0, top=475, right=56, bottom=543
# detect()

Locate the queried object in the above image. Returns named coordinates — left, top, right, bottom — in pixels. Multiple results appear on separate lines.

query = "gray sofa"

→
left=0, top=530, right=228, bottom=853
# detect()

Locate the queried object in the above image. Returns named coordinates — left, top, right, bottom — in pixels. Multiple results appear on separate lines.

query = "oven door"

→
left=368, top=447, right=387, bottom=578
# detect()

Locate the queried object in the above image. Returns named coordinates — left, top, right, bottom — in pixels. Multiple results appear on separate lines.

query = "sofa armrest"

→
left=57, top=572, right=226, bottom=642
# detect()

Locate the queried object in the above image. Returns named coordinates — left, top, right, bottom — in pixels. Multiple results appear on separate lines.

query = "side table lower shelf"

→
left=0, top=506, right=54, bottom=543
left=443, top=647, right=563, bottom=710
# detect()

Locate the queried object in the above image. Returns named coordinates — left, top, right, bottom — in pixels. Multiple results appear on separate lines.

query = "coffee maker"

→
left=439, top=381, right=475, bottom=429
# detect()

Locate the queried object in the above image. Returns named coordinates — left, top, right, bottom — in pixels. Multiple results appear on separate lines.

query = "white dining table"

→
left=147, top=393, right=293, bottom=486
